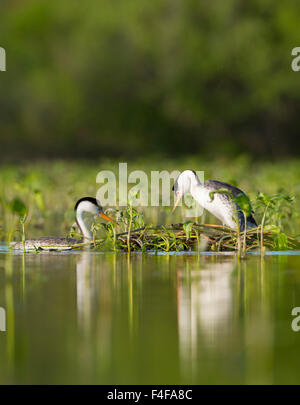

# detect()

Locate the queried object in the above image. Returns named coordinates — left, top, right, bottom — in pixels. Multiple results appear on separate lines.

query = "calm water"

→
left=1, top=248, right=300, bottom=384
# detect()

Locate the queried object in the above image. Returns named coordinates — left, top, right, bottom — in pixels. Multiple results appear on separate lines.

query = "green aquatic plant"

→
left=118, top=200, right=145, bottom=252
left=255, top=192, right=295, bottom=253
left=7, top=198, right=28, bottom=252
left=183, top=221, right=194, bottom=240
left=234, top=193, right=253, bottom=257
left=106, top=222, right=118, bottom=251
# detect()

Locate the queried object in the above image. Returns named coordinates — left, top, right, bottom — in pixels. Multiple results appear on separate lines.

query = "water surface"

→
left=0, top=249, right=300, bottom=384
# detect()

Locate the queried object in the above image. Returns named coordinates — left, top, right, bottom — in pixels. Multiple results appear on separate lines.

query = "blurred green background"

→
left=1, top=0, right=299, bottom=161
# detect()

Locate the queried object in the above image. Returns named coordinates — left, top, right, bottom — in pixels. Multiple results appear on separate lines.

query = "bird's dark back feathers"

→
left=205, top=180, right=257, bottom=230
left=204, top=180, right=245, bottom=197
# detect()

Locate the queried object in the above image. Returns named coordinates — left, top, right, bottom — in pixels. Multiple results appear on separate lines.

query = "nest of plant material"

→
left=72, top=223, right=300, bottom=253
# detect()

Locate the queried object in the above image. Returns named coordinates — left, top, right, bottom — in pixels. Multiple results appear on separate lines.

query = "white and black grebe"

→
left=11, top=197, right=115, bottom=251
left=172, top=170, right=257, bottom=231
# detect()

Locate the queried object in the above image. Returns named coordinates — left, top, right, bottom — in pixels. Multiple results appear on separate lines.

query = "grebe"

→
left=172, top=170, right=257, bottom=231
left=11, top=197, right=115, bottom=251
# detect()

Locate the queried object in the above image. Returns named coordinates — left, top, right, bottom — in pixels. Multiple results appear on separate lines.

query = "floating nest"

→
left=70, top=223, right=300, bottom=253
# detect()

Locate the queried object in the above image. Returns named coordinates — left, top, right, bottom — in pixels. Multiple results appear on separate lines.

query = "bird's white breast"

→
left=191, top=186, right=237, bottom=229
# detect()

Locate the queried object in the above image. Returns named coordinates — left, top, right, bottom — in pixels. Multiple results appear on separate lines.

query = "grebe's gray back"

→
left=172, top=170, right=257, bottom=231
left=11, top=197, right=114, bottom=251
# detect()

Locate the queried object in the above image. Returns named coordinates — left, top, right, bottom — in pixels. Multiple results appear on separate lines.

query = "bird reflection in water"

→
left=75, top=251, right=115, bottom=377
left=177, top=259, right=235, bottom=375
left=76, top=251, right=95, bottom=330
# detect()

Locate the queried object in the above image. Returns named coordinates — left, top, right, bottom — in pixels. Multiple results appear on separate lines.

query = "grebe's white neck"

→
left=75, top=200, right=100, bottom=242
left=174, top=170, right=202, bottom=196
left=187, top=170, right=202, bottom=189
left=76, top=211, right=92, bottom=242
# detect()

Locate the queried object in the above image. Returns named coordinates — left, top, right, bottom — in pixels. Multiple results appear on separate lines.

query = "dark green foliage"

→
left=0, top=0, right=299, bottom=160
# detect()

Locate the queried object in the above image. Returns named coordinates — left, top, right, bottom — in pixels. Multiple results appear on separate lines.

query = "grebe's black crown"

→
left=74, top=197, right=101, bottom=211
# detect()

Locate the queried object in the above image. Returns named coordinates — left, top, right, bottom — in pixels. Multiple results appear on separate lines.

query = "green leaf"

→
left=33, top=189, right=45, bottom=211
left=264, top=224, right=281, bottom=234
left=273, top=232, right=289, bottom=250
left=9, top=198, right=27, bottom=217
left=183, top=221, right=194, bottom=239
left=234, top=193, right=252, bottom=216
left=209, top=188, right=233, bottom=201
left=256, top=192, right=271, bottom=206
